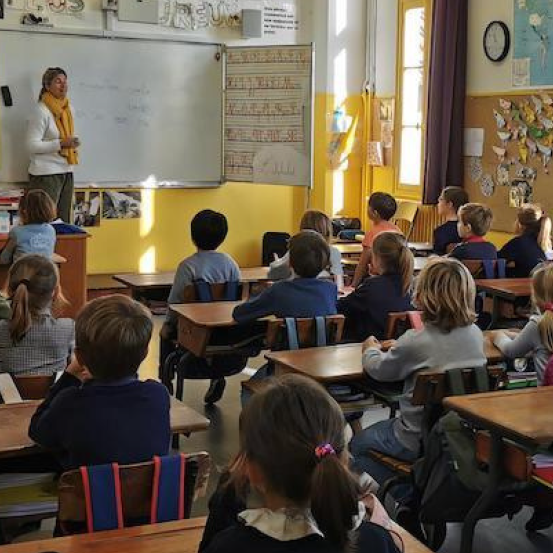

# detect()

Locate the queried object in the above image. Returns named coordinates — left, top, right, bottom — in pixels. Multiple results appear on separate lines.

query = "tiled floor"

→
left=10, top=316, right=553, bottom=552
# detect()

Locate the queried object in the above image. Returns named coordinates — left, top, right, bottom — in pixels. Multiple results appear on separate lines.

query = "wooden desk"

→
left=407, top=242, right=434, bottom=254
left=445, top=387, right=553, bottom=553
left=342, top=256, right=429, bottom=274
left=335, top=243, right=363, bottom=256
left=0, top=397, right=209, bottom=460
left=475, top=278, right=532, bottom=327
left=0, top=233, right=88, bottom=319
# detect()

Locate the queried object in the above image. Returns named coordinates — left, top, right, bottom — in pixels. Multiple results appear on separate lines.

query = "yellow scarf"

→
left=41, top=91, right=79, bottom=166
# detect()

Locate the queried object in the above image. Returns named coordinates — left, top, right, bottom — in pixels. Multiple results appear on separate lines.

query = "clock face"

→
left=484, top=21, right=510, bottom=62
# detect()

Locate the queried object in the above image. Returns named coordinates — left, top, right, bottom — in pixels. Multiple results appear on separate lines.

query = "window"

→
left=395, top=0, right=429, bottom=198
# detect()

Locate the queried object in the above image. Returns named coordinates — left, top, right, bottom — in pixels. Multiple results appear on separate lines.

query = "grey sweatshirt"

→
left=363, top=323, right=486, bottom=452
left=493, top=315, right=550, bottom=385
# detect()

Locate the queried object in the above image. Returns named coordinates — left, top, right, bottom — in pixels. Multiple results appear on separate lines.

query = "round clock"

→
left=484, top=21, right=511, bottom=62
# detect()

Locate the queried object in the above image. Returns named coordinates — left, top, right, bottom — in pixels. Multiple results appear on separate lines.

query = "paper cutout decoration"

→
left=518, top=138, right=529, bottom=163
left=526, top=138, right=538, bottom=157
left=519, top=124, right=528, bottom=137
left=497, top=164, right=510, bottom=186
left=493, top=145, right=507, bottom=162
left=537, top=142, right=552, bottom=172
left=521, top=102, right=536, bottom=124
left=515, top=166, right=537, bottom=181
left=509, top=180, right=533, bottom=208
left=468, top=157, right=483, bottom=183
left=542, top=93, right=553, bottom=106
left=497, top=131, right=512, bottom=146
left=493, top=110, right=506, bottom=128
left=539, top=115, right=553, bottom=130
left=532, top=96, right=543, bottom=114
left=480, top=173, right=495, bottom=197
left=367, top=142, right=384, bottom=166
left=499, top=98, right=512, bottom=112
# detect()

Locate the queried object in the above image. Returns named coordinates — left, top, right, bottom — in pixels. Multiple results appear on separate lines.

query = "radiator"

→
left=395, top=204, right=445, bottom=243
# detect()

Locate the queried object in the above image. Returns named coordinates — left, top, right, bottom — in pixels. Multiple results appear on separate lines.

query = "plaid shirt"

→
left=0, top=313, right=74, bottom=376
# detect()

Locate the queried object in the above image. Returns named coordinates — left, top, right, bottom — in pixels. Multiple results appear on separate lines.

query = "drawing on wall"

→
left=480, top=173, right=495, bottom=197
left=513, top=0, right=553, bottom=87
left=468, top=156, right=483, bottom=183
left=102, top=191, right=142, bottom=219
left=509, top=179, right=533, bottom=207
left=161, top=0, right=241, bottom=29
left=74, top=191, right=100, bottom=227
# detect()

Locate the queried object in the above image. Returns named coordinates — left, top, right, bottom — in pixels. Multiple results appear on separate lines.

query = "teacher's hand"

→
left=60, top=136, right=80, bottom=149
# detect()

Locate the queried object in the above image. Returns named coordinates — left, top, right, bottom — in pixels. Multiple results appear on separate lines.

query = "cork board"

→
left=464, top=93, right=553, bottom=233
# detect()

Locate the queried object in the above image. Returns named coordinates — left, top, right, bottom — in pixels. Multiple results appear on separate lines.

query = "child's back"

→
left=449, top=203, right=497, bottom=261
left=433, top=187, right=468, bottom=255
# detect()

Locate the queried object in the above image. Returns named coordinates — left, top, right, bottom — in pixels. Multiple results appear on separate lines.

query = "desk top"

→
left=342, top=256, right=429, bottom=273
left=170, top=301, right=243, bottom=327
left=113, top=267, right=270, bottom=290
left=407, top=242, right=434, bottom=252
left=444, top=387, right=553, bottom=446
left=267, top=335, right=504, bottom=384
left=0, top=397, right=209, bottom=459
left=475, top=278, right=532, bottom=300
left=335, top=243, right=363, bottom=255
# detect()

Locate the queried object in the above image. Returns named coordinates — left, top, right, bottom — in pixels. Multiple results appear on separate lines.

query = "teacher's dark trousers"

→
left=28, top=172, right=74, bottom=223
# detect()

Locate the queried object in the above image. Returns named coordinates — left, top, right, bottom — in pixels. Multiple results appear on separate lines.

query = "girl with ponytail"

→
left=200, top=374, right=400, bottom=553
left=499, top=204, right=552, bottom=277
left=337, top=232, right=414, bottom=342
left=494, top=263, right=553, bottom=385
left=0, top=255, right=74, bottom=376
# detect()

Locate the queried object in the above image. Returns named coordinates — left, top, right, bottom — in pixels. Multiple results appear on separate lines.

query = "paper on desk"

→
left=533, top=453, right=553, bottom=468
left=464, top=128, right=485, bottom=157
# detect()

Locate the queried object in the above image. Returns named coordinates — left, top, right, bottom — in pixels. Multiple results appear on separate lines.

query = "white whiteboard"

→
left=224, top=45, right=313, bottom=187
left=0, top=31, right=223, bottom=186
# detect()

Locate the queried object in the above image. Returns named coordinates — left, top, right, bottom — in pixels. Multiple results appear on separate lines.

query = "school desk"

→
left=335, top=242, right=363, bottom=256
left=267, top=338, right=505, bottom=385
left=0, top=398, right=209, bottom=460
left=407, top=242, right=434, bottom=254
left=444, top=387, right=553, bottom=553
left=342, top=256, right=430, bottom=273
left=0, top=516, right=434, bottom=553
left=0, top=233, right=88, bottom=319
left=475, top=278, right=532, bottom=327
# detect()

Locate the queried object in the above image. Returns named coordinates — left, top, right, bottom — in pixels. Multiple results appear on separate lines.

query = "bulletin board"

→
left=464, top=93, right=553, bottom=233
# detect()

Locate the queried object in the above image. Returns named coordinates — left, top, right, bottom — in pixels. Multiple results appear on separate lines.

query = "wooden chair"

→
left=12, top=374, right=55, bottom=400
left=58, top=452, right=210, bottom=535
left=461, top=259, right=506, bottom=280
left=393, top=201, right=419, bottom=241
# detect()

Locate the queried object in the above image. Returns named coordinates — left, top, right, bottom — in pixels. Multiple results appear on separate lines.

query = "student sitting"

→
left=199, top=375, right=400, bottom=553
left=0, top=255, right=73, bottom=376
left=233, top=230, right=337, bottom=323
left=0, top=189, right=57, bottom=265
left=493, top=264, right=553, bottom=385
left=160, top=209, right=240, bottom=403
left=350, top=258, right=485, bottom=486
left=498, top=204, right=551, bottom=278
left=449, top=203, right=497, bottom=261
left=337, top=232, right=414, bottom=342
left=268, top=210, right=344, bottom=289
left=29, top=295, right=170, bottom=470
left=352, top=193, right=402, bottom=287
left=433, top=186, right=468, bottom=255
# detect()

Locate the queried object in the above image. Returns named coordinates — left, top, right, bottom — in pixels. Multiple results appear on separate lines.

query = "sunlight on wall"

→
left=333, top=48, right=348, bottom=107
left=333, top=171, right=345, bottom=215
left=139, top=245, right=156, bottom=274
left=140, top=189, right=155, bottom=238
left=336, top=0, right=347, bottom=35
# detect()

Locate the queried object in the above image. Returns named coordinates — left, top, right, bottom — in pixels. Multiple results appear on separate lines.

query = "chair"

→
left=461, top=259, right=506, bottom=280
left=262, top=232, right=290, bottom=266
left=58, top=452, right=210, bottom=535
left=12, top=375, right=55, bottom=400
left=393, top=201, right=419, bottom=241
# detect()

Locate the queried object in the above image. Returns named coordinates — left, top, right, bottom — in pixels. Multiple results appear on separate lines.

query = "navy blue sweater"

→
left=337, top=274, right=413, bottom=342
left=433, top=220, right=461, bottom=255
left=449, top=239, right=497, bottom=261
left=233, top=279, right=337, bottom=323
left=29, top=373, right=170, bottom=470
left=499, top=233, right=546, bottom=278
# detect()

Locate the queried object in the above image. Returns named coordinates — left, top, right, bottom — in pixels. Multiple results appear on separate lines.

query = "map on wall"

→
left=513, top=0, right=553, bottom=87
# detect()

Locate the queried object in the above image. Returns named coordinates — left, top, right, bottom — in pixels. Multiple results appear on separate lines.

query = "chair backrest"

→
left=462, top=259, right=506, bottom=279
left=385, top=311, right=423, bottom=340
left=266, top=315, right=345, bottom=351
left=262, top=232, right=290, bottom=266
left=393, top=201, right=419, bottom=241
left=12, top=374, right=56, bottom=400
left=58, top=452, right=210, bottom=535
left=180, top=281, right=242, bottom=303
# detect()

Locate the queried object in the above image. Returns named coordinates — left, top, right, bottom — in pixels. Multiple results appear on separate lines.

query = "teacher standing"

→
left=27, top=67, right=80, bottom=223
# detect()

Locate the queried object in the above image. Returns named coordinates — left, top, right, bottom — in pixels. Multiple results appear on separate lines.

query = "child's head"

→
left=289, top=230, right=330, bottom=278
left=20, top=189, right=57, bottom=225
left=234, top=374, right=359, bottom=551
left=532, top=264, right=553, bottom=352
left=516, top=204, right=552, bottom=252
left=191, top=209, right=229, bottom=251
left=437, top=187, right=468, bottom=217
left=299, top=210, right=333, bottom=243
left=7, top=255, right=61, bottom=343
left=368, top=192, right=397, bottom=223
left=415, top=257, right=476, bottom=332
left=75, top=294, right=152, bottom=381
left=457, top=203, right=493, bottom=238
left=372, top=232, right=414, bottom=295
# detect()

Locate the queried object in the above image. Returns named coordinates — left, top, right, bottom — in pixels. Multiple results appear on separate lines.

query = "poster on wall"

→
left=263, top=1, right=299, bottom=40
left=513, top=0, right=553, bottom=87
left=102, top=191, right=142, bottom=219
left=74, top=191, right=101, bottom=227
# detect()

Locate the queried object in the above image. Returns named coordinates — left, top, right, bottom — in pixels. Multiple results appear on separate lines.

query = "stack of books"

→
left=533, top=453, right=553, bottom=488
left=0, top=189, right=22, bottom=233
left=505, top=372, right=538, bottom=389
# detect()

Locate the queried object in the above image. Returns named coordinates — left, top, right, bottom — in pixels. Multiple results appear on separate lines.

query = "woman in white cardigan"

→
left=27, top=67, right=80, bottom=222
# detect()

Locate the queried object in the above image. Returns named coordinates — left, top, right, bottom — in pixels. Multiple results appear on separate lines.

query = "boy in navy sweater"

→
left=29, top=295, right=170, bottom=471
left=233, top=230, right=337, bottom=323
left=433, top=186, right=468, bottom=255
left=449, top=203, right=497, bottom=261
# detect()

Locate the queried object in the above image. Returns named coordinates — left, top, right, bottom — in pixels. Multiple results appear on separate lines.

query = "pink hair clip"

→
left=315, top=443, right=336, bottom=460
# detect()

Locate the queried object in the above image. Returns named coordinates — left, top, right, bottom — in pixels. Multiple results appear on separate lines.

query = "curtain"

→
left=423, top=0, right=468, bottom=204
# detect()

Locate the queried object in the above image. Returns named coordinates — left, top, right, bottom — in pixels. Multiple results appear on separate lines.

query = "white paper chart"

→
left=224, top=45, right=313, bottom=187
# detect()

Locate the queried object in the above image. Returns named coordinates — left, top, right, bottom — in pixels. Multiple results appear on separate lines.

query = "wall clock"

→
left=484, top=21, right=511, bottom=63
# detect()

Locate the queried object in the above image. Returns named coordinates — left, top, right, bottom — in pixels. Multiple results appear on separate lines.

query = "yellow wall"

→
left=87, top=183, right=306, bottom=274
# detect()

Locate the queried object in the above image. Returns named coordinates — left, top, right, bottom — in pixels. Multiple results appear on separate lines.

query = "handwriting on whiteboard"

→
left=224, top=46, right=311, bottom=184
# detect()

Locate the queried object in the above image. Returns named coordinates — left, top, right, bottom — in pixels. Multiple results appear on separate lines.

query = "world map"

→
left=514, top=0, right=553, bottom=87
